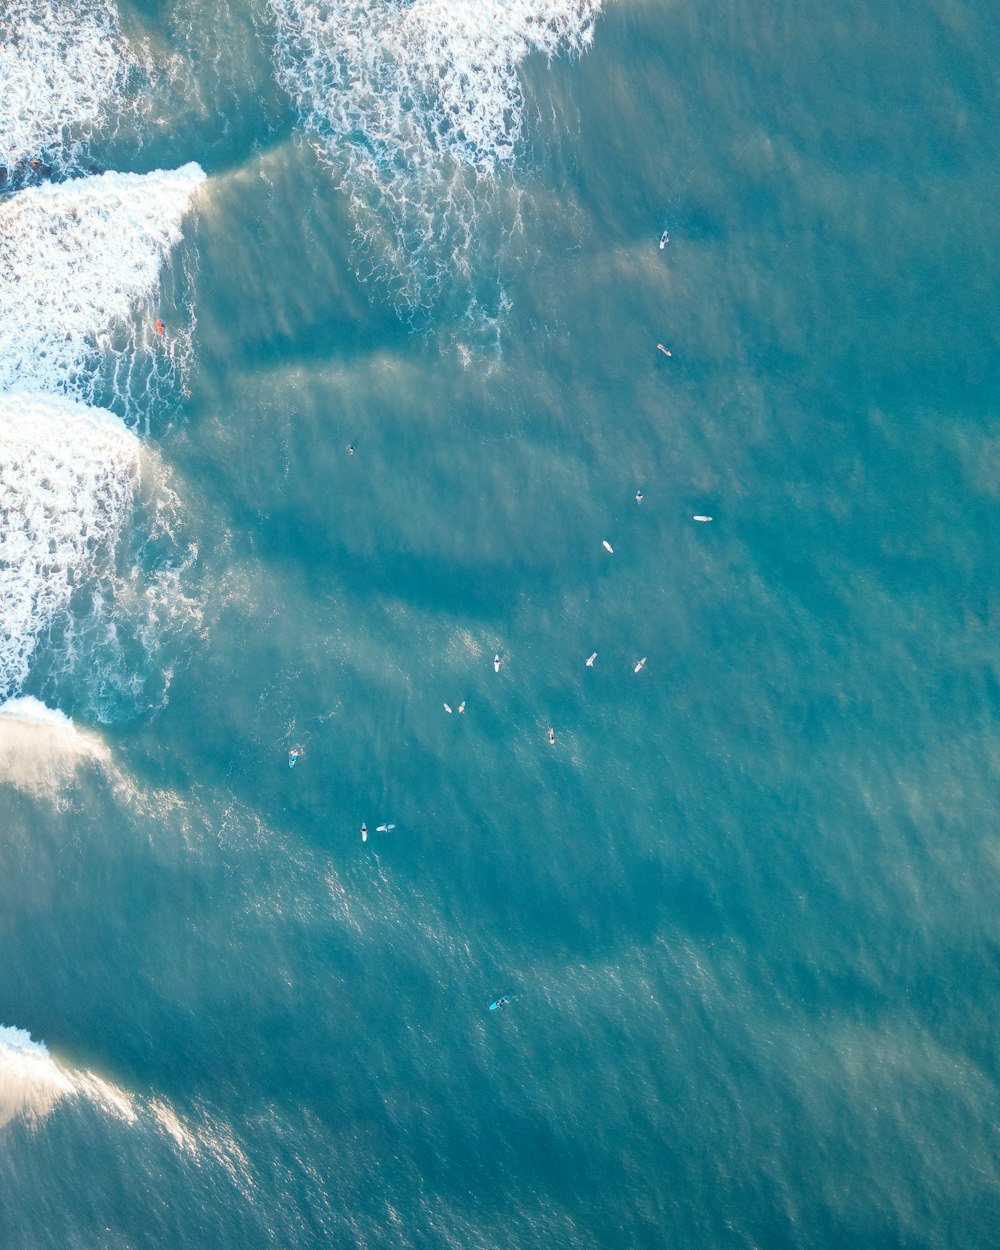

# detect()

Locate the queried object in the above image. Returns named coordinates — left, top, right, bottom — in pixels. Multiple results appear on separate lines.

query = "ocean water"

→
left=1, top=0, right=998, bottom=1246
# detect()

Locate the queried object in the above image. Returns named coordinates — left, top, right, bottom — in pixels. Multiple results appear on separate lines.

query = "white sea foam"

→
left=0, top=696, right=110, bottom=796
left=0, top=393, right=139, bottom=701
left=0, top=165, right=206, bottom=415
left=269, top=0, right=603, bottom=311
left=0, top=0, right=148, bottom=174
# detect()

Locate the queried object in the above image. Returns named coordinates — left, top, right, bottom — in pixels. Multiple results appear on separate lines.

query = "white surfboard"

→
left=602, top=540, right=614, bottom=553
left=693, top=515, right=712, bottom=522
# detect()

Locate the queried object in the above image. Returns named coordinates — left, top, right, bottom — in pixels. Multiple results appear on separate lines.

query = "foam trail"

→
left=0, top=0, right=148, bottom=176
left=269, top=0, right=603, bottom=313
left=0, top=394, right=140, bottom=701
left=0, top=697, right=111, bottom=797
left=0, top=165, right=206, bottom=415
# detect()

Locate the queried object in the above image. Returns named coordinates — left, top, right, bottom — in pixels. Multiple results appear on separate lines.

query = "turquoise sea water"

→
left=1, top=1, right=998, bottom=1246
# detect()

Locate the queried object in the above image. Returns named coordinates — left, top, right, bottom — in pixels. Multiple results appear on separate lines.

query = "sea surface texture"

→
left=1, top=1, right=998, bottom=1247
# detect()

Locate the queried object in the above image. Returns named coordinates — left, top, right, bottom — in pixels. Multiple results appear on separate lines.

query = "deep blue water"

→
left=1, top=1, right=998, bottom=1247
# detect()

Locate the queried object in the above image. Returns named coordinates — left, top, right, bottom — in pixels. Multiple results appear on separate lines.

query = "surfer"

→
left=376, top=822, right=396, bottom=833
left=444, top=702, right=453, bottom=713
left=693, top=515, right=713, bottom=523
left=548, top=727, right=556, bottom=746
left=635, top=489, right=643, bottom=504
left=155, top=319, right=165, bottom=335
left=586, top=652, right=598, bottom=667
left=346, top=443, right=355, bottom=455
left=361, top=823, right=368, bottom=842
left=659, top=229, right=669, bottom=248
left=634, top=657, right=647, bottom=674
left=288, top=746, right=304, bottom=768
left=494, top=653, right=501, bottom=673
left=657, top=343, right=672, bottom=358
left=489, top=994, right=510, bottom=1011
left=457, top=701, right=466, bottom=713
left=603, top=539, right=614, bottom=553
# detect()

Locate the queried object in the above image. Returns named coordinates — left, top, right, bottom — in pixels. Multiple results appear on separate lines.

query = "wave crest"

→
left=0, top=1025, right=74, bottom=1128
left=0, top=697, right=110, bottom=797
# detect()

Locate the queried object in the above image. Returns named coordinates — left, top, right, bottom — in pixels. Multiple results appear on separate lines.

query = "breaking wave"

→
left=0, top=1026, right=75, bottom=1128
left=0, top=165, right=206, bottom=420
left=0, top=697, right=111, bottom=797
left=269, top=0, right=604, bottom=314
left=0, top=0, right=149, bottom=178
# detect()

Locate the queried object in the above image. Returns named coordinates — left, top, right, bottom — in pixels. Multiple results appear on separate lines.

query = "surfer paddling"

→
left=657, top=343, right=672, bottom=358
